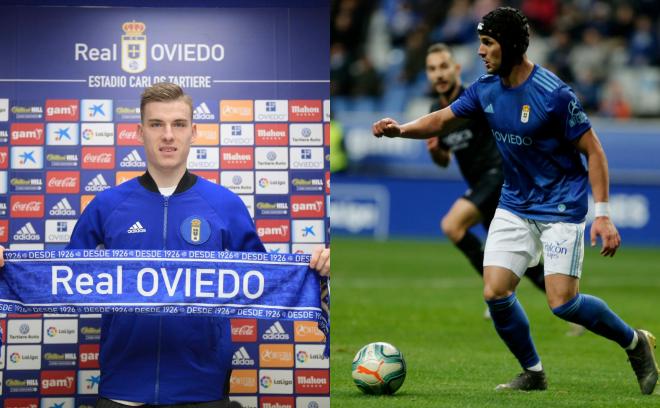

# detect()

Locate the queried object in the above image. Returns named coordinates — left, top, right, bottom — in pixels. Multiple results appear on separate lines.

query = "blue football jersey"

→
left=450, top=65, right=592, bottom=222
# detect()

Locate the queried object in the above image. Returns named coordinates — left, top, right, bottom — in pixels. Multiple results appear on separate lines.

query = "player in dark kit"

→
left=424, top=43, right=546, bottom=308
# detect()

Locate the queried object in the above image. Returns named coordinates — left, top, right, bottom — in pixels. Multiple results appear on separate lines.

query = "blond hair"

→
left=140, top=82, right=193, bottom=122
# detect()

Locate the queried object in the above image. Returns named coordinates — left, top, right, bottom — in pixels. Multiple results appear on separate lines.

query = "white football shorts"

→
left=484, top=208, right=585, bottom=278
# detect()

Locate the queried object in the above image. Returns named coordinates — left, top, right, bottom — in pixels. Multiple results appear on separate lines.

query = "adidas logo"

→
left=120, top=149, right=145, bottom=168
left=49, top=197, right=76, bottom=216
left=127, top=221, right=146, bottom=234
left=13, top=222, right=40, bottom=241
left=485, top=104, right=495, bottom=114
left=262, top=321, right=290, bottom=340
left=85, top=173, right=109, bottom=192
left=193, top=102, right=215, bottom=120
left=232, top=346, right=255, bottom=366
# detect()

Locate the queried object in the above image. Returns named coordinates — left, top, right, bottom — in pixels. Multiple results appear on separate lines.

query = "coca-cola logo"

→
left=231, top=319, right=257, bottom=342
left=12, top=201, right=41, bottom=212
left=49, top=177, right=77, bottom=188
left=233, top=325, right=255, bottom=336
left=84, top=153, right=112, bottom=163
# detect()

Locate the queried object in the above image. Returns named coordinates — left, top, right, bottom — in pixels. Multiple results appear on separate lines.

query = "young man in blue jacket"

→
left=2, top=82, right=328, bottom=406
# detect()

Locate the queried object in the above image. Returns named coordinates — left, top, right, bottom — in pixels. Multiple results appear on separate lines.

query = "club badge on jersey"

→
left=521, top=105, right=530, bottom=123
left=180, top=215, right=211, bottom=245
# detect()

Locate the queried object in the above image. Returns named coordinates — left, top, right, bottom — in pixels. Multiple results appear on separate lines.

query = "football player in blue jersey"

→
left=424, top=43, right=547, bottom=319
left=0, top=83, right=330, bottom=407
left=373, top=7, right=658, bottom=394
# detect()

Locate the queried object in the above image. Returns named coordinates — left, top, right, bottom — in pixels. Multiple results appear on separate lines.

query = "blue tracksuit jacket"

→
left=67, top=170, right=265, bottom=403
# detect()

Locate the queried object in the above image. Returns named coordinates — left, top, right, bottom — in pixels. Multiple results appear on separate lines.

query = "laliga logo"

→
left=10, top=352, right=21, bottom=363
left=297, top=350, right=308, bottom=363
left=122, top=21, right=147, bottom=74
left=47, top=326, right=58, bottom=337
left=260, top=376, right=273, bottom=388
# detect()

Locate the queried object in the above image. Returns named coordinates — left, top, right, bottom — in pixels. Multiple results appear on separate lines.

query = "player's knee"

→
left=483, top=284, right=512, bottom=302
left=441, top=217, right=463, bottom=243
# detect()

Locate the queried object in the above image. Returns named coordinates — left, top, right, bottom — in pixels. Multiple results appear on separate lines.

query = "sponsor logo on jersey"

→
left=127, top=221, right=147, bottom=234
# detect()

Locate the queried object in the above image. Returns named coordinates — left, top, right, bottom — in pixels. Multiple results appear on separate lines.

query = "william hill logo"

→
left=75, top=20, right=225, bottom=73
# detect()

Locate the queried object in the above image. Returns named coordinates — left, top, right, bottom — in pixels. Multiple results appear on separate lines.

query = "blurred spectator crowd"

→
left=331, top=0, right=660, bottom=118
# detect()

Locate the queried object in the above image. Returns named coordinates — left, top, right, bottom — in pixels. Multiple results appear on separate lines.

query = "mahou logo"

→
left=256, top=219, right=290, bottom=243
left=82, top=147, right=115, bottom=169
left=10, top=195, right=44, bottom=218
left=255, top=124, right=288, bottom=146
left=46, top=171, right=80, bottom=194
left=231, top=318, right=257, bottom=342
left=10, top=123, right=45, bottom=145
left=117, top=123, right=140, bottom=145
left=289, top=100, right=322, bottom=122
left=220, top=147, right=253, bottom=170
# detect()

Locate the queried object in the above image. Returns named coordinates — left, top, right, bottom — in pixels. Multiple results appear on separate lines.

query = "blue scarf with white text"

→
left=0, top=249, right=330, bottom=353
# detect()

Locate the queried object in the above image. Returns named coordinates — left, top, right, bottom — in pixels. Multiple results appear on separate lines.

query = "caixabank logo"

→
left=74, top=20, right=225, bottom=74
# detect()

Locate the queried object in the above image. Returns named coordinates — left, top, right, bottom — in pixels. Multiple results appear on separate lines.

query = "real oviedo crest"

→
left=180, top=215, right=211, bottom=245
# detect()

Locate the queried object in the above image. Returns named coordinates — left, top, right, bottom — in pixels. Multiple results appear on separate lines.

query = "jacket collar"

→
left=138, top=170, right=197, bottom=194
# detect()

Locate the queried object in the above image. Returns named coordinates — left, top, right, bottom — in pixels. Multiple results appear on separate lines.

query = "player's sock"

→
left=486, top=293, right=541, bottom=369
left=551, top=293, right=635, bottom=348
left=455, top=232, right=484, bottom=276
left=524, top=264, right=546, bottom=292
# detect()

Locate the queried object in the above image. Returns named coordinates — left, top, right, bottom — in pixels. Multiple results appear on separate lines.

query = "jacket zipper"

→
left=154, top=195, right=169, bottom=403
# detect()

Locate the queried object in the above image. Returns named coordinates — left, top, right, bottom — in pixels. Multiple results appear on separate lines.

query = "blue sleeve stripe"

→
left=535, top=70, right=559, bottom=88
left=532, top=77, right=554, bottom=93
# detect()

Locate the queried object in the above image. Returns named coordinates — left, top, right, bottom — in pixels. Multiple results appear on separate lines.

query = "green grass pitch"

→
left=330, top=238, right=660, bottom=407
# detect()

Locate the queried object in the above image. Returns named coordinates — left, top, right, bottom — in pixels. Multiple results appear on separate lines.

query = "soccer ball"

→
left=351, top=342, right=406, bottom=395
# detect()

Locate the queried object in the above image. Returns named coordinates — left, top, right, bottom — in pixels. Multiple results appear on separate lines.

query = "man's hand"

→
left=309, top=246, right=330, bottom=277
left=426, top=137, right=440, bottom=151
left=590, top=216, right=621, bottom=257
left=0, top=245, right=4, bottom=267
left=372, top=118, right=402, bottom=138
